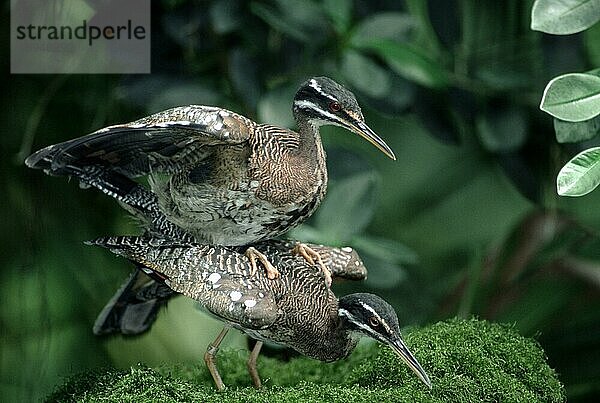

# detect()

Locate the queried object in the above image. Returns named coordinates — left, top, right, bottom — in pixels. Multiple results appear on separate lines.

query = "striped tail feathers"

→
left=93, top=268, right=174, bottom=336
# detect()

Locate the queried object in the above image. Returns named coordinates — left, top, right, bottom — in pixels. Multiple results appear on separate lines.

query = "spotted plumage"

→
left=25, top=77, right=395, bottom=247
left=92, top=240, right=366, bottom=336
left=88, top=237, right=430, bottom=390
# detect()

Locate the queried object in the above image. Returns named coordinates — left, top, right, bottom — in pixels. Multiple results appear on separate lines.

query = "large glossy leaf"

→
left=340, top=50, right=391, bottom=99
left=557, top=147, right=600, bottom=196
left=357, top=39, right=447, bottom=89
left=554, top=116, right=600, bottom=143
left=531, top=0, right=600, bottom=35
left=540, top=73, right=600, bottom=122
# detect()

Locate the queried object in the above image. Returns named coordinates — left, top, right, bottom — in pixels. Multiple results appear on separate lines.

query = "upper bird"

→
left=25, top=77, right=395, bottom=277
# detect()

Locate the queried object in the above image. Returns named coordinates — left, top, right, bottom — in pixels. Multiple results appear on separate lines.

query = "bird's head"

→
left=293, top=77, right=396, bottom=160
left=338, top=293, right=431, bottom=388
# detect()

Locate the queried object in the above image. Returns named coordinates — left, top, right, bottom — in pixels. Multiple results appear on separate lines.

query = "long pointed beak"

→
left=348, top=120, right=396, bottom=161
left=389, top=336, right=432, bottom=389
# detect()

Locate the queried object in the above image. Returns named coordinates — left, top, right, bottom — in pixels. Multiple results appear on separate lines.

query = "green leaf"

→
left=350, top=12, right=416, bottom=47
left=357, top=39, right=447, bottom=89
left=323, top=0, right=352, bottom=34
left=531, top=0, right=600, bottom=35
left=540, top=73, right=600, bottom=122
left=554, top=116, right=600, bottom=143
left=340, top=50, right=391, bottom=98
left=314, top=172, right=378, bottom=241
left=557, top=147, right=600, bottom=196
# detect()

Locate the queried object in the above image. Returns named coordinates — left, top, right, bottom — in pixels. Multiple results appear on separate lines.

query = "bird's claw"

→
left=245, top=247, right=280, bottom=279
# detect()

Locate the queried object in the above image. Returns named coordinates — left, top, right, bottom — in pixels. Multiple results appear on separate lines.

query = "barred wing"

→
left=25, top=105, right=254, bottom=178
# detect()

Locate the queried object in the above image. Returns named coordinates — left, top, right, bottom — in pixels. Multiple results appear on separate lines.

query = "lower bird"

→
left=88, top=237, right=432, bottom=390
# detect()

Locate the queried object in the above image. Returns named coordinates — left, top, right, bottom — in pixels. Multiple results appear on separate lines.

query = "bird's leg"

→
left=292, top=243, right=332, bottom=287
left=204, top=326, right=230, bottom=392
left=247, top=341, right=264, bottom=389
left=245, top=247, right=280, bottom=280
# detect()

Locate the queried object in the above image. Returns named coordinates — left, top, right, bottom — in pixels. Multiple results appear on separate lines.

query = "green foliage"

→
left=531, top=0, right=600, bottom=35
left=355, top=39, right=448, bottom=89
left=540, top=73, right=600, bottom=122
left=557, top=147, right=600, bottom=196
left=535, top=2, right=600, bottom=198
left=554, top=116, right=600, bottom=143
left=46, top=319, right=565, bottom=402
left=5, top=1, right=600, bottom=402
left=353, top=319, right=565, bottom=402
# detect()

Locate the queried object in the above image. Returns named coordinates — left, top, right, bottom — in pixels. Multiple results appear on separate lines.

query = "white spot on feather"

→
left=208, top=273, right=221, bottom=283
left=342, top=247, right=353, bottom=252
left=230, top=291, right=242, bottom=301
left=244, top=299, right=257, bottom=308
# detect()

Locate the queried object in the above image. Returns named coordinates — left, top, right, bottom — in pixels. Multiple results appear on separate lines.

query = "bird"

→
left=87, top=236, right=431, bottom=391
left=92, top=239, right=365, bottom=336
left=25, top=76, right=396, bottom=279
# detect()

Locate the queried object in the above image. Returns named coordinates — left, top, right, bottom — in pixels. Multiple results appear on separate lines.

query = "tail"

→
left=89, top=236, right=201, bottom=335
left=86, top=235, right=193, bottom=258
left=29, top=150, right=195, bottom=240
left=93, top=268, right=175, bottom=336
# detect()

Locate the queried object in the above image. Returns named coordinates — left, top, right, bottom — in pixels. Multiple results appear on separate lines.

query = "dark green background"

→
left=3, top=0, right=599, bottom=401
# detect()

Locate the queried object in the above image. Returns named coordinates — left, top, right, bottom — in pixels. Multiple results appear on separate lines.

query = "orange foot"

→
left=245, top=247, right=280, bottom=280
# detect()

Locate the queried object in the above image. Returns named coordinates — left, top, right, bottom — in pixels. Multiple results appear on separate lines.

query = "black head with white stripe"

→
left=338, top=293, right=431, bottom=388
left=293, top=77, right=396, bottom=160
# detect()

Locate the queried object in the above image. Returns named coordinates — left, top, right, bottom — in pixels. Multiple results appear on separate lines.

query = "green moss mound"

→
left=46, top=318, right=565, bottom=402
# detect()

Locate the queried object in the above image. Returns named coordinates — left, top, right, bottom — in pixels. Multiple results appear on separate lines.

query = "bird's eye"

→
left=329, top=101, right=341, bottom=112
left=369, top=317, right=380, bottom=327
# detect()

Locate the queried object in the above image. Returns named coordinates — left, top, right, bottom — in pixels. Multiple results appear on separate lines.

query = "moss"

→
left=46, top=318, right=565, bottom=402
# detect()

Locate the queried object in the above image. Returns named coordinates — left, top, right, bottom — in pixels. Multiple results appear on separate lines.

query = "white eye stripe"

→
left=309, top=79, right=337, bottom=102
left=339, top=308, right=388, bottom=342
left=358, top=301, right=393, bottom=334
left=293, top=100, right=345, bottom=126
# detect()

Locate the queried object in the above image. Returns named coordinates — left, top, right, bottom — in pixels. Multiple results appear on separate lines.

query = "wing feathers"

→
left=25, top=105, right=254, bottom=178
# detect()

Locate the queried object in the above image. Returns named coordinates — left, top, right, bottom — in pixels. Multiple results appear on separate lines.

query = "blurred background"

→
left=3, top=0, right=600, bottom=401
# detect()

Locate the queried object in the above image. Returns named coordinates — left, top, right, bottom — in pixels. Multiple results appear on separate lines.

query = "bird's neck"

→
left=306, top=310, right=359, bottom=362
left=293, top=112, right=327, bottom=174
